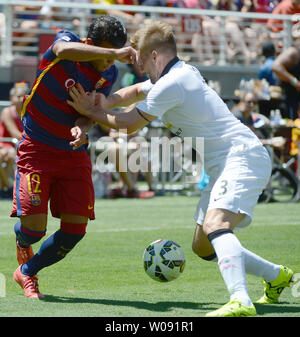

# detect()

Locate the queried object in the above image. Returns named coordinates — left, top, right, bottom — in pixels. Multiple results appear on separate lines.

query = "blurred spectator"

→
left=164, top=0, right=215, bottom=65
left=88, top=112, right=154, bottom=198
left=272, top=46, right=300, bottom=120
left=232, top=91, right=260, bottom=129
left=0, top=82, right=28, bottom=198
left=140, top=0, right=166, bottom=5
left=92, top=0, right=144, bottom=28
left=13, top=3, right=42, bottom=53
left=249, top=0, right=272, bottom=16
left=240, top=0, right=273, bottom=62
left=214, top=0, right=238, bottom=10
left=267, top=0, right=300, bottom=33
left=192, top=0, right=258, bottom=64
left=121, top=63, right=148, bottom=87
left=0, top=10, right=4, bottom=58
left=238, top=0, right=262, bottom=62
left=0, top=6, right=4, bottom=37
left=110, top=63, right=154, bottom=198
left=258, top=41, right=278, bottom=85
left=107, top=128, right=155, bottom=198
left=231, top=91, right=286, bottom=147
left=40, top=0, right=92, bottom=31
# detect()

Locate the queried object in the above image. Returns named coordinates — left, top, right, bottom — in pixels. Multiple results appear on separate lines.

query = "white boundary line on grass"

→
left=0, top=222, right=300, bottom=236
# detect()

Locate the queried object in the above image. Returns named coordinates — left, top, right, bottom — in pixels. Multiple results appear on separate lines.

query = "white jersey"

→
left=136, top=60, right=262, bottom=168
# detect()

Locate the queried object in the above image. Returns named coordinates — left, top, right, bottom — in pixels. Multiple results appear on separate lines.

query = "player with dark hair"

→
left=87, top=15, right=127, bottom=48
left=12, top=15, right=136, bottom=298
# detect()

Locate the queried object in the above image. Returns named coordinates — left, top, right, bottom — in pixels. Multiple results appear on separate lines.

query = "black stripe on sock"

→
left=207, top=229, right=233, bottom=242
left=200, top=252, right=217, bottom=261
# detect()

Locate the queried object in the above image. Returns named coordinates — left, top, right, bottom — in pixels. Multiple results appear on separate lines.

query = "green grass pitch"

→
left=0, top=197, right=299, bottom=317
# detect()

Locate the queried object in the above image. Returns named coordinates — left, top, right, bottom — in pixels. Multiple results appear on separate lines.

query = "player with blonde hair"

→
left=67, top=21, right=295, bottom=317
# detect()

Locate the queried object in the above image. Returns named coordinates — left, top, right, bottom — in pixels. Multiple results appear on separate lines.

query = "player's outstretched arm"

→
left=67, top=83, right=156, bottom=134
left=100, top=82, right=147, bottom=110
left=53, top=42, right=137, bottom=64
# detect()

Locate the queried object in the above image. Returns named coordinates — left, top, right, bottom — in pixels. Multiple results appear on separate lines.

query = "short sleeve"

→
left=141, top=79, right=154, bottom=94
left=136, top=76, right=184, bottom=118
left=52, top=30, right=80, bottom=48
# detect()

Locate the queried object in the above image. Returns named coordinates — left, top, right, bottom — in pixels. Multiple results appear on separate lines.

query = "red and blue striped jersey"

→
left=21, top=30, right=118, bottom=151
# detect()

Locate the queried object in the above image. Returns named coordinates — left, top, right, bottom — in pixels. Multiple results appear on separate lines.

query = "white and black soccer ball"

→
left=143, top=239, right=185, bottom=282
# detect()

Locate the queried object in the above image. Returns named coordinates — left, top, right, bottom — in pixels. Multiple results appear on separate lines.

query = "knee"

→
left=202, top=213, right=229, bottom=237
left=14, top=221, right=46, bottom=247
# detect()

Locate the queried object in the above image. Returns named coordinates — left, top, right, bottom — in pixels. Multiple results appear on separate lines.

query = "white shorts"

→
left=194, top=144, right=272, bottom=229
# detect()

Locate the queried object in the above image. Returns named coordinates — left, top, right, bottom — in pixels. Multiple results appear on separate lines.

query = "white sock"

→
left=243, top=248, right=281, bottom=282
left=210, top=232, right=252, bottom=307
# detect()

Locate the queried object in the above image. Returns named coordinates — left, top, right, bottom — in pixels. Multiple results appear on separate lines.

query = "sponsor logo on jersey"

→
left=65, top=78, right=76, bottom=89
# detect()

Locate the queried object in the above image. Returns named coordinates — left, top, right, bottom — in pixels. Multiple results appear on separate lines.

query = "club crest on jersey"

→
left=30, top=194, right=41, bottom=206
left=95, top=77, right=107, bottom=89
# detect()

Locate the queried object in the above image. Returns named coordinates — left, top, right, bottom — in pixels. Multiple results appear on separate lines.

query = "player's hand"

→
left=95, top=92, right=110, bottom=109
left=70, top=125, right=86, bottom=150
left=271, top=136, right=286, bottom=148
left=67, top=83, right=100, bottom=118
left=114, top=46, right=137, bottom=64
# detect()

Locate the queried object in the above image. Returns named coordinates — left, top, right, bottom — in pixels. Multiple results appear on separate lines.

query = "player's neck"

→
left=159, top=55, right=179, bottom=79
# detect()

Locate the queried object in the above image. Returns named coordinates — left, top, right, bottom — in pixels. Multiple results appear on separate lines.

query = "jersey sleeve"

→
left=46, top=30, right=80, bottom=59
left=136, top=76, right=184, bottom=118
left=141, top=79, right=154, bottom=94
left=52, top=30, right=81, bottom=46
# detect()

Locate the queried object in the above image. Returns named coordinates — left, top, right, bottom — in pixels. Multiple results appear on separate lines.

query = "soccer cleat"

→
left=16, top=241, right=34, bottom=265
left=13, top=266, right=44, bottom=298
left=205, top=300, right=257, bottom=317
left=126, top=189, right=155, bottom=199
left=256, top=265, right=294, bottom=304
left=108, top=188, right=126, bottom=199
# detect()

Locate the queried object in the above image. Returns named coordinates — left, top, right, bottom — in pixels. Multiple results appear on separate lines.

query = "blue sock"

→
left=14, top=221, right=45, bottom=248
left=21, top=229, right=84, bottom=276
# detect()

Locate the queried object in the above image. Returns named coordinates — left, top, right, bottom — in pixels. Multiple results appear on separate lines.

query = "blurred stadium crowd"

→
left=0, top=0, right=300, bottom=200
left=1, top=0, right=300, bottom=64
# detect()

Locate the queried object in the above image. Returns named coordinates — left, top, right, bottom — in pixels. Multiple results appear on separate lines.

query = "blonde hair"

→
left=130, top=21, right=177, bottom=56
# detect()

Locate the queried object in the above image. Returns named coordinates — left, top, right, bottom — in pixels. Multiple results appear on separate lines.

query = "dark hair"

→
left=87, top=15, right=127, bottom=48
left=262, top=41, right=275, bottom=58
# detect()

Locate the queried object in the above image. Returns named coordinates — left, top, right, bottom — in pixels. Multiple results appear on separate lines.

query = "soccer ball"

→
left=143, top=239, right=185, bottom=282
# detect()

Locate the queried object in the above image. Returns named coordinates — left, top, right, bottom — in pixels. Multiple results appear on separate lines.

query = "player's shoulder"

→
left=166, top=61, right=202, bottom=82
left=101, top=64, right=118, bottom=82
left=54, top=30, right=81, bottom=44
left=47, top=30, right=80, bottom=59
